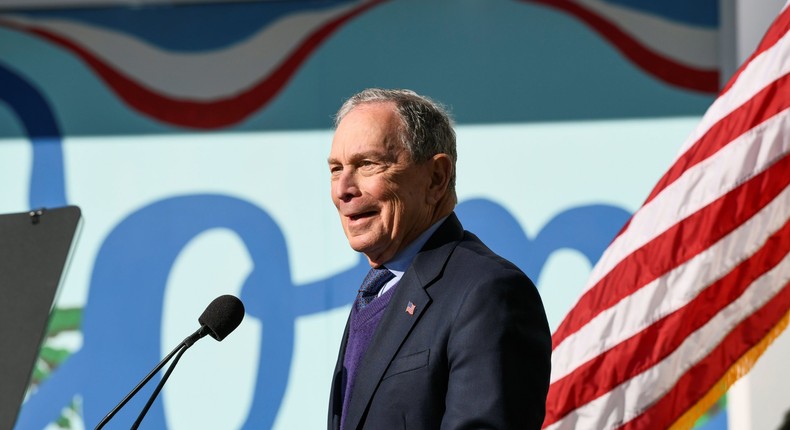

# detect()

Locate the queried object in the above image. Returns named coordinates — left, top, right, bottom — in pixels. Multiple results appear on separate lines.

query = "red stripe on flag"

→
left=619, top=276, right=790, bottom=430
left=552, top=152, right=790, bottom=349
left=545, top=213, right=790, bottom=426
left=722, top=5, right=790, bottom=94
left=645, top=72, right=790, bottom=205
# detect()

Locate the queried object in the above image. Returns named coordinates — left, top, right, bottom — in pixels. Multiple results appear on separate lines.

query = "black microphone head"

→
left=198, top=295, right=245, bottom=341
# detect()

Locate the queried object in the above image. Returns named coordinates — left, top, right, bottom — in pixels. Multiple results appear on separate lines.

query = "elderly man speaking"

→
left=327, top=88, right=551, bottom=430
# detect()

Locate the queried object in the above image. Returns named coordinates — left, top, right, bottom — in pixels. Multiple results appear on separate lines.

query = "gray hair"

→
left=335, top=88, right=457, bottom=197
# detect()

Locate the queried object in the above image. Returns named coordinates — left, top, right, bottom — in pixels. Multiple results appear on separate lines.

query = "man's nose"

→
left=334, top=170, right=360, bottom=202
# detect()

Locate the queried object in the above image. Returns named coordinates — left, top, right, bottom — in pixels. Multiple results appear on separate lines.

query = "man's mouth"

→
left=349, top=211, right=376, bottom=221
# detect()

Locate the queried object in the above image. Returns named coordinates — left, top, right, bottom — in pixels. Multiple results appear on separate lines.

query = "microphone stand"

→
left=131, top=342, right=191, bottom=429
left=94, top=326, right=207, bottom=429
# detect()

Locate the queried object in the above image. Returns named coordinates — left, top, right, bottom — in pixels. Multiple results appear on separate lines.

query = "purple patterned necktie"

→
left=356, top=267, right=394, bottom=310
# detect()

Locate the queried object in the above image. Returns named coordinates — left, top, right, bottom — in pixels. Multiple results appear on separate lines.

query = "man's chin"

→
left=349, top=241, right=376, bottom=257
left=347, top=240, right=386, bottom=265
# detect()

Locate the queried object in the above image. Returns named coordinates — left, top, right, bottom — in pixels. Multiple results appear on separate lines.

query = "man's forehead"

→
left=327, top=141, right=404, bottom=163
left=330, top=105, right=404, bottom=157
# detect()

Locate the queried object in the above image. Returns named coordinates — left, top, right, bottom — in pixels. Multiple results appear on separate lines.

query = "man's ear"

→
left=426, top=153, right=452, bottom=204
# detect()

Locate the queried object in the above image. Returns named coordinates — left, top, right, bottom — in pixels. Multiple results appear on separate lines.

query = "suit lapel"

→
left=342, top=214, right=464, bottom=430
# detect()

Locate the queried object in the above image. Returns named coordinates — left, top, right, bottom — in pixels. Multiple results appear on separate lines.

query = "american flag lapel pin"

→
left=406, top=301, right=416, bottom=315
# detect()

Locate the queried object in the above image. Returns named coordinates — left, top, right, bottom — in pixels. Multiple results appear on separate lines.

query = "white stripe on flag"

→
left=677, top=29, right=790, bottom=157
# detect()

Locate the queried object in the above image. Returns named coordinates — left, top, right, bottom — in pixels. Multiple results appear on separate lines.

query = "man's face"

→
left=328, top=102, right=434, bottom=266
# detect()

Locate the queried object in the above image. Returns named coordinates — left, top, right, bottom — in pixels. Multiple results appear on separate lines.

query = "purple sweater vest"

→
left=340, top=284, right=398, bottom=430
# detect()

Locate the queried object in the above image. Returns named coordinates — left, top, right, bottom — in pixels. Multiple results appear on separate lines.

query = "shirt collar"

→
left=384, top=215, right=449, bottom=280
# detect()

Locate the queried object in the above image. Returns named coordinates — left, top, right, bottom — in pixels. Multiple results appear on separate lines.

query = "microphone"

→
left=95, top=295, right=245, bottom=429
left=198, top=294, right=246, bottom=341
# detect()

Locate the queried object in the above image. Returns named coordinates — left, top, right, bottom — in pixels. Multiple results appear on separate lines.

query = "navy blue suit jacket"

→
left=329, top=213, right=551, bottom=430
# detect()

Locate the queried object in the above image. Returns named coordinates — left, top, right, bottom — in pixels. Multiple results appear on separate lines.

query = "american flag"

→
left=544, top=3, right=790, bottom=429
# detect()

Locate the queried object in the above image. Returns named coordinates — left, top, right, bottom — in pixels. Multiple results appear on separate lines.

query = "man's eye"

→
left=329, top=165, right=342, bottom=175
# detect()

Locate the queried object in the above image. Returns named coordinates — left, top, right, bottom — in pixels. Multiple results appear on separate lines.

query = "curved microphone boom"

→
left=95, top=295, right=245, bottom=430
